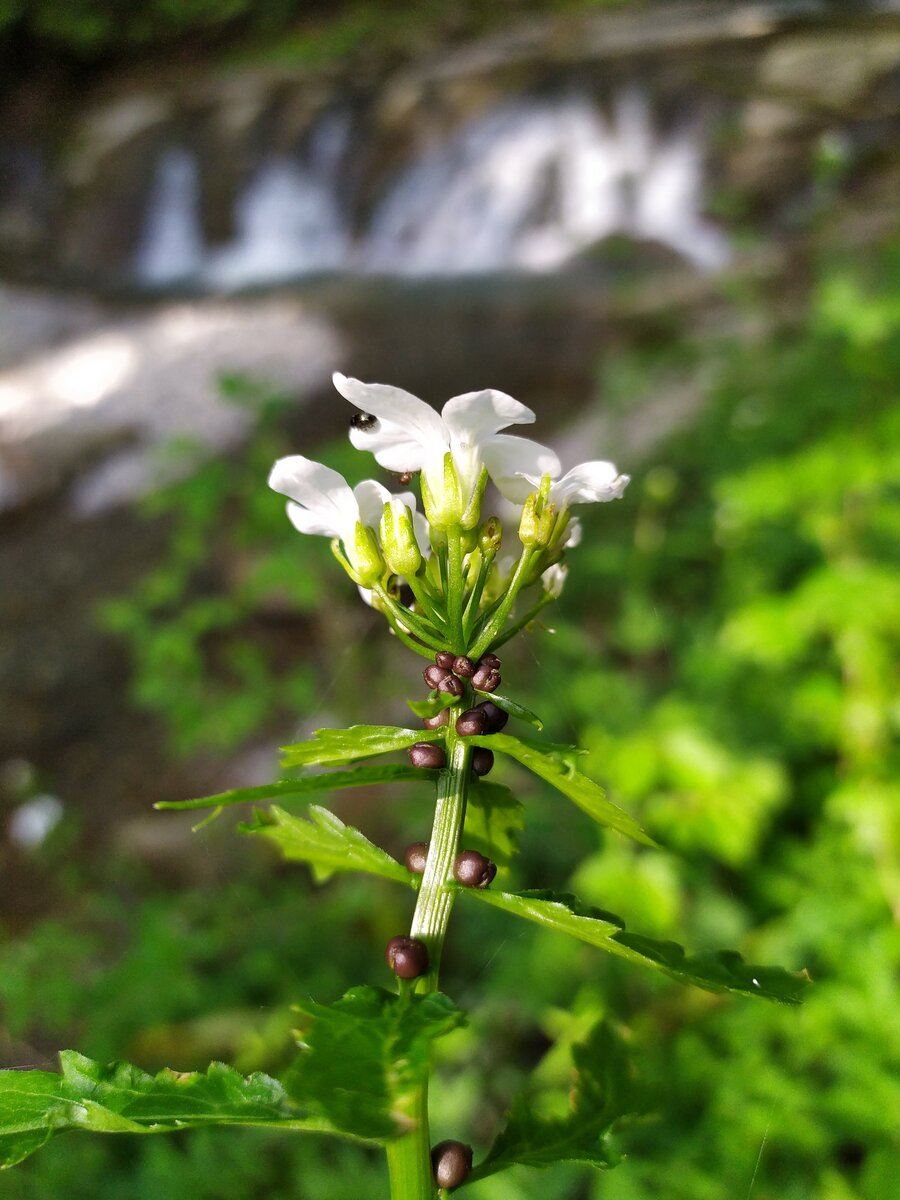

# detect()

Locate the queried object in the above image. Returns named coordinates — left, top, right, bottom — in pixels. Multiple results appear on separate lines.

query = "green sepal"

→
left=405, top=693, right=457, bottom=719
left=280, top=725, right=445, bottom=769
left=472, top=690, right=544, bottom=731
left=460, top=888, right=810, bottom=1004
left=241, top=805, right=412, bottom=885
left=286, top=987, right=464, bottom=1141
left=0, top=1053, right=334, bottom=1169
left=469, top=1020, right=632, bottom=1180
left=464, top=781, right=525, bottom=866
left=156, top=764, right=440, bottom=812
left=470, top=732, right=656, bottom=847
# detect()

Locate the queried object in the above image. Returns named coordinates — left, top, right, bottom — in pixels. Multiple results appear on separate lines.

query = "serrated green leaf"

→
left=405, top=693, right=457, bottom=719
left=461, top=888, right=809, bottom=1004
left=471, top=732, right=656, bottom=847
left=286, top=987, right=463, bottom=1140
left=0, top=1053, right=335, bottom=1169
left=469, top=1021, right=633, bottom=1180
left=157, top=764, right=440, bottom=812
left=280, top=725, right=444, bottom=769
left=472, top=691, right=544, bottom=730
left=241, top=805, right=412, bottom=885
left=464, top=781, right=525, bottom=867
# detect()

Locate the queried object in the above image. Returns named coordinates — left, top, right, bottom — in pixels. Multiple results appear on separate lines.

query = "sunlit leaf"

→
left=472, top=733, right=656, bottom=847
left=0, top=1053, right=333, bottom=1169
left=461, top=888, right=809, bottom=1003
left=156, top=763, right=439, bottom=812
left=473, top=691, right=544, bottom=730
left=280, top=725, right=444, bottom=769
left=469, top=1021, right=632, bottom=1179
left=286, top=987, right=463, bottom=1140
left=241, top=805, right=411, bottom=885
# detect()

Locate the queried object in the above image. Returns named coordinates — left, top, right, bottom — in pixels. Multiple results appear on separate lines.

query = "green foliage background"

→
left=1, top=242, right=897, bottom=1198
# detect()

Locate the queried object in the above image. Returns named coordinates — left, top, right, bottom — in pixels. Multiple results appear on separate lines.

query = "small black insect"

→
left=350, top=411, right=377, bottom=431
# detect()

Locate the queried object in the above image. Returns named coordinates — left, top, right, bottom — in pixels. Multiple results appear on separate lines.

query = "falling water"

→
left=134, top=92, right=729, bottom=289
left=363, top=93, right=730, bottom=274
left=133, top=148, right=205, bottom=285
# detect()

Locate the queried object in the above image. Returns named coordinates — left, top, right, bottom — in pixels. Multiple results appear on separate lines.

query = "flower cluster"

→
left=269, top=373, right=629, bottom=654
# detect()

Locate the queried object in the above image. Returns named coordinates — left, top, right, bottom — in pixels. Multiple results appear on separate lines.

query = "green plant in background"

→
left=0, top=373, right=806, bottom=1197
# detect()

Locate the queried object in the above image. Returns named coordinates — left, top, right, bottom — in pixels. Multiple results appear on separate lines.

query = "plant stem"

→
left=469, top=547, right=537, bottom=659
left=411, top=726, right=470, bottom=986
left=387, top=720, right=471, bottom=1199
left=385, top=1080, right=433, bottom=1200
left=446, top=529, right=465, bottom=652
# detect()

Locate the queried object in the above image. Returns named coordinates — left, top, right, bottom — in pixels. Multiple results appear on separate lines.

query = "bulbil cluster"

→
left=408, top=650, right=506, bottom=775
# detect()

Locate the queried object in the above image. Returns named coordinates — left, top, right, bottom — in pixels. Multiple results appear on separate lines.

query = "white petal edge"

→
left=333, top=373, right=447, bottom=451
left=482, top=434, right=562, bottom=503
left=551, top=461, right=630, bottom=504
left=441, top=389, right=535, bottom=444
left=269, top=455, right=358, bottom=538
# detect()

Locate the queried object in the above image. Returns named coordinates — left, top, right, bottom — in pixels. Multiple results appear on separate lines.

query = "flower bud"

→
left=431, top=1140, right=473, bottom=1190
left=460, top=466, right=489, bottom=531
left=471, top=747, right=494, bottom=777
left=409, top=742, right=447, bottom=769
left=518, top=475, right=557, bottom=548
left=452, top=655, right=475, bottom=678
left=347, top=522, right=384, bottom=586
left=404, top=842, right=429, bottom=874
left=422, top=452, right=464, bottom=529
left=479, top=516, right=503, bottom=558
left=471, top=665, right=501, bottom=692
left=435, top=651, right=456, bottom=670
left=456, top=708, right=487, bottom=737
left=453, top=850, right=497, bottom=888
left=380, top=498, right=422, bottom=578
left=385, top=935, right=429, bottom=979
left=423, top=708, right=450, bottom=730
left=481, top=653, right=501, bottom=670
left=476, top=701, right=508, bottom=732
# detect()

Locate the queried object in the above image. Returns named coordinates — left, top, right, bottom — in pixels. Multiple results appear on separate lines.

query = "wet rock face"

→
left=0, top=3, right=896, bottom=290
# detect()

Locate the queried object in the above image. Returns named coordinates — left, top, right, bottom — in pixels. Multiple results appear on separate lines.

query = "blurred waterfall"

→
left=133, top=148, right=205, bottom=285
left=133, top=92, right=728, bottom=288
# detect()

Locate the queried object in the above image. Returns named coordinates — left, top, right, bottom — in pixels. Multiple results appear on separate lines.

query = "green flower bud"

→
left=349, top=521, right=384, bottom=587
left=380, top=499, right=423, bottom=578
left=460, top=465, right=489, bottom=530
left=421, top=451, right=464, bottom=529
left=518, top=475, right=557, bottom=548
left=479, top=516, right=503, bottom=559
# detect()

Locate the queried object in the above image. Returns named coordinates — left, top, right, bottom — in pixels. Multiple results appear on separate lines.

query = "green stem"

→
left=375, top=587, right=444, bottom=649
left=410, top=727, right=471, bottom=986
left=488, top=591, right=554, bottom=650
left=385, top=1080, right=433, bottom=1200
left=446, top=530, right=465, bottom=652
left=469, top=548, right=537, bottom=659
left=387, top=721, right=472, bottom=1199
left=407, top=576, right=447, bottom=630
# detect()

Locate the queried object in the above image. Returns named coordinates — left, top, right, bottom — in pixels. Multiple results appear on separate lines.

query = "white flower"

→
left=268, top=455, right=427, bottom=585
left=333, top=372, right=560, bottom=520
left=523, top=461, right=630, bottom=507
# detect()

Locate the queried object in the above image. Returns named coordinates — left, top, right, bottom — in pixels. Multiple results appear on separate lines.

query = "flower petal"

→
left=269, top=455, right=358, bottom=538
left=334, top=373, right=447, bottom=471
left=441, top=389, right=535, bottom=444
left=482, top=434, right=561, bottom=503
left=551, top=461, right=630, bottom=505
left=353, top=478, right=394, bottom=528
